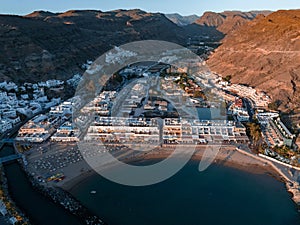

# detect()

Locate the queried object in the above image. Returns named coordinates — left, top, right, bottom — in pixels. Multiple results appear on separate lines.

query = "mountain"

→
left=195, top=10, right=272, bottom=34
left=165, top=13, right=199, bottom=26
left=0, top=9, right=189, bottom=83
left=207, top=10, right=300, bottom=114
left=25, top=10, right=57, bottom=18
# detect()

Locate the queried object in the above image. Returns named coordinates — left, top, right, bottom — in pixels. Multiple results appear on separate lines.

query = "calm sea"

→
left=71, top=160, right=300, bottom=225
left=1, top=145, right=82, bottom=225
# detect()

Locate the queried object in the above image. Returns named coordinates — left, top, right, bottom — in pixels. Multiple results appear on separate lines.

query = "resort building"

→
left=84, top=117, right=160, bottom=143
left=269, top=117, right=295, bottom=147
left=80, top=91, right=117, bottom=116
left=16, top=114, right=58, bottom=143
left=163, top=118, right=248, bottom=144
left=228, top=98, right=250, bottom=122
left=223, top=84, right=271, bottom=108
left=163, top=118, right=182, bottom=143
left=51, top=121, right=79, bottom=142
left=257, top=113, right=295, bottom=147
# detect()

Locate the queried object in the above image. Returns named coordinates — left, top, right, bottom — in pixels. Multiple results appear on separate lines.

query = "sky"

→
left=0, top=0, right=299, bottom=16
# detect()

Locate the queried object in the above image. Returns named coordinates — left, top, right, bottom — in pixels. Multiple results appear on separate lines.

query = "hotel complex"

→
left=83, top=116, right=248, bottom=145
left=15, top=62, right=297, bottom=165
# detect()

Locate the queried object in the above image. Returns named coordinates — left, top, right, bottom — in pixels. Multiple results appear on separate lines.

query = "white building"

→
left=85, top=117, right=160, bottom=143
left=163, top=118, right=248, bottom=144
left=51, top=121, right=79, bottom=142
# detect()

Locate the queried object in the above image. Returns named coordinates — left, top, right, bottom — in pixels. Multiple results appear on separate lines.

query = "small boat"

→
left=90, top=190, right=97, bottom=194
left=47, top=173, right=65, bottom=182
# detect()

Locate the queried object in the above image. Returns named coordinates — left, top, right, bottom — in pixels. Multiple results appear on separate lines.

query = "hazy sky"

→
left=0, top=0, right=299, bottom=16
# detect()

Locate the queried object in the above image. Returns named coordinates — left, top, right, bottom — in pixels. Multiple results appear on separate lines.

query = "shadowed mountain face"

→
left=0, top=9, right=192, bottom=83
left=0, top=9, right=228, bottom=83
left=165, top=13, right=199, bottom=26
left=207, top=10, right=300, bottom=112
left=195, top=10, right=272, bottom=34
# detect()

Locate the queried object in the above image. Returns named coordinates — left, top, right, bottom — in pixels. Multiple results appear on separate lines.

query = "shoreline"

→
left=0, top=164, right=32, bottom=225
left=4, top=142, right=106, bottom=225
left=20, top=159, right=106, bottom=225
left=61, top=147, right=284, bottom=192
left=23, top=142, right=300, bottom=214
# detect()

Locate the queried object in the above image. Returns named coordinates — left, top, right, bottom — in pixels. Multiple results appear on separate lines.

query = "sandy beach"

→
left=56, top=146, right=283, bottom=192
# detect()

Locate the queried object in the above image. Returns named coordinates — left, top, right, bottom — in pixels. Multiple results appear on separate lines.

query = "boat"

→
left=47, top=173, right=65, bottom=182
left=90, top=190, right=97, bottom=194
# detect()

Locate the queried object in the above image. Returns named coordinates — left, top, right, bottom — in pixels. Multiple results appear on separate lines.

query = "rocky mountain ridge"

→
left=1, top=8, right=299, bottom=120
left=0, top=9, right=271, bottom=84
left=0, top=9, right=189, bottom=83
left=195, top=10, right=272, bottom=34
left=207, top=10, right=300, bottom=115
left=165, top=13, right=199, bottom=26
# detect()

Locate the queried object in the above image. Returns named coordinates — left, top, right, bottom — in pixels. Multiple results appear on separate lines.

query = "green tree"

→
left=246, top=122, right=262, bottom=143
left=222, top=75, right=232, bottom=82
left=268, top=100, right=281, bottom=111
left=193, top=90, right=205, bottom=99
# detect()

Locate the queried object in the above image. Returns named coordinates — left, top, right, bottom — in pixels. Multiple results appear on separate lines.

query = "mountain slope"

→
left=195, top=10, right=272, bottom=34
left=165, top=13, right=199, bottom=26
left=0, top=9, right=187, bottom=83
left=207, top=10, right=300, bottom=112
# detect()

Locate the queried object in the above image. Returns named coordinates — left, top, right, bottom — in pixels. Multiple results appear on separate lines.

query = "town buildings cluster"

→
left=191, top=71, right=298, bottom=158
left=16, top=98, right=78, bottom=143
left=12, top=61, right=298, bottom=169
left=215, top=79, right=271, bottom=108
left=0, top=74, right=82, bottom=135
left=80, top=64, right=249, bottom=146
left=227, top=98, right=250, bottom=122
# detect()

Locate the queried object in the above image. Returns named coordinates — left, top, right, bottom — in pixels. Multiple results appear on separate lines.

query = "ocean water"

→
left=71, top=160, right=300, bottom=225
left=1, top=145, right=82, bottom=225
